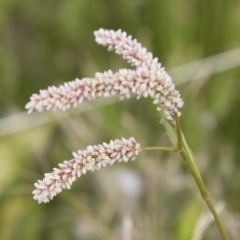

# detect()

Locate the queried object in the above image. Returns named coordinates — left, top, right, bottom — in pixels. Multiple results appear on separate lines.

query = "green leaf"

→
left=160, top=110, right=177, bottom=146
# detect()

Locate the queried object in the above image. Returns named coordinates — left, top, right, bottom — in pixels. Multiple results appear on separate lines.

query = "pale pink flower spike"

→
left=26, top=29, right=184, bottom=120
left=33, top=137, right=141, bottom=203
left=29, top=29, right=184, bottom=203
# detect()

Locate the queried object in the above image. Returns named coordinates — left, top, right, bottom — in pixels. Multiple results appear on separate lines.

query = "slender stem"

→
left=180, top=130, right=201, bottom=177
left=174, top=115, right=229, bottom=240
left=142, top=146, right=180, bottom=152
left=180, top=145, right=229, bottom=240
left=142, top=114, right=229, bottom=239
left=142, top=115, right=183, bottom=153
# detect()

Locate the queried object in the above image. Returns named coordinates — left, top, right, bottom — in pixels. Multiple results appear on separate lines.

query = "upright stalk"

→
left=142, top=114, right=229, bottom=239
left=175, top=115, right=229, bottom=240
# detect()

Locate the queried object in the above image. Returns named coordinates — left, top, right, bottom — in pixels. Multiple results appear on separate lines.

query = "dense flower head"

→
left=25, top=67, right=183, bottom=119
left=33, top=137, right=141, bottom=203
left=26, top=28, right=184, bottom=120
left=94, top=28, right=158, bottom=69
left=94, top=28, right=184, bottom=119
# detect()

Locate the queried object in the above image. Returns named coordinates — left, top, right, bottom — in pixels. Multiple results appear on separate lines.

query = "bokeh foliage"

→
left=0, top=0, right=240, bottom=239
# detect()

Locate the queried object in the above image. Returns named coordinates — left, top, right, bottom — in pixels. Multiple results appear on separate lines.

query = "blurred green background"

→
left=1, top=0, right=240, bottom=239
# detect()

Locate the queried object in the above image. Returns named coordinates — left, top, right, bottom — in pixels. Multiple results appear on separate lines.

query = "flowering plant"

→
left=26, top=29, right=228, bottom=240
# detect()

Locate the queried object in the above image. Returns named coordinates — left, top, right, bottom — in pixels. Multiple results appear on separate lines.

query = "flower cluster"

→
left=28, top=29, right=184, bottom=203
left=94, top=29, right=157, bottom=69
left=26, top=28, right=184, bottom=120
left=33, top=137, right=141, bottom=203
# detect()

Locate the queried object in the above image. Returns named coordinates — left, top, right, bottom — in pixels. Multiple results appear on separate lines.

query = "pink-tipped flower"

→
left=26, top=29, right=184, bottom=120
left=94, top=28, right=158, bottom=69
left=25, top=69, right=137, bottom=114
left=32, top=137, right=141, bottom=203
left=94, top=28, right=184, bottom=119
left=25, top=68, right=183, bottom=120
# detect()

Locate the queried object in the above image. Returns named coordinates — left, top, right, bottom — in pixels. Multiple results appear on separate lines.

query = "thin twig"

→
left=175, top=118, right=229, bottom=240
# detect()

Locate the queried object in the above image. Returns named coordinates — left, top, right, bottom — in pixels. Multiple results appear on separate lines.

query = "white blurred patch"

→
left=115, top=168, right=143, bottom=200
left=73, top=218, right=96, bottom=239
left=192, top=202, right=225, bottom=240
left=96, top=166, right=143, bottom=206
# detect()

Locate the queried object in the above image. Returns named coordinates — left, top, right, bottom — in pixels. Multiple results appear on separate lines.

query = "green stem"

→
left=142, top=146, right=180, bottom=152
left=180, top=141, right=229, bottom=240
left=142, top=114, right=229, bottom=239
left=175, top=115, right=229, bottom=240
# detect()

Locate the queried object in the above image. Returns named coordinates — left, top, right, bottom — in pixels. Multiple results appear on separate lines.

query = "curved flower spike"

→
left=26, top=29, right=184, bottom=120
left=94, top=28, right=158, bottom=69
left=33, top=137, right=141, bottom=203
left=26, top=68, right=183, bottom=120
left=94, top=29, right=184, bottom=119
